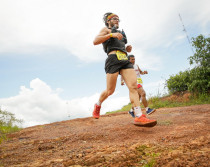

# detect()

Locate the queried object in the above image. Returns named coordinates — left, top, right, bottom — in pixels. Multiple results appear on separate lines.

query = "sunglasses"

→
left=111, top=18, right=120, bottom=22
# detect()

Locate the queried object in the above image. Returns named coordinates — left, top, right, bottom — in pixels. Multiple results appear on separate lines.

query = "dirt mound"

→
left=161, top=91, right=191, bottom=102
left=0, top=104, right=210, bottom=167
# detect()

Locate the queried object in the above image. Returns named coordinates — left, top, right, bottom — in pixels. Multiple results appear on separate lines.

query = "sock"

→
left=134, top=106, right=142, bottom=117
left=96, top=101, right=101, bottom=106
left=146, top=107, right=149, bottom=111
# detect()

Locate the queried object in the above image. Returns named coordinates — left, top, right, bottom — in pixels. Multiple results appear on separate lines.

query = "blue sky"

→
left=0, top=0, right=209, bottom=127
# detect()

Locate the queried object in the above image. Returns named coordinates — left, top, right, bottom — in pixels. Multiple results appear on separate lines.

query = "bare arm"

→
left=93, top=27, right=123, bottom=45
left=93, top=27, right=110, bottom=45
left=137, top=65, right=148, bottom=75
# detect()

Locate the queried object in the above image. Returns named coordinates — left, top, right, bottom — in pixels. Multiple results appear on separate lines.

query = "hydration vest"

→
left=102, top=26, right=127, bottom=54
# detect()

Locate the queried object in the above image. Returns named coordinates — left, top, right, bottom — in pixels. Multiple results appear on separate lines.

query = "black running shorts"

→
left=105, top=54, right=133, bottom=74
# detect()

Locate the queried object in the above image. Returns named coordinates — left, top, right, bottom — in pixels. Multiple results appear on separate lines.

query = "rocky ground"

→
left=0, top=104, right=209, bottom=167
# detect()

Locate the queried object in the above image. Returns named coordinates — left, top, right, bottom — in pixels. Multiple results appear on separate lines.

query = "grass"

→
left=0, top=125, right=22, bottom=144
left=106, top=92, right=210, bottom=115
left=0, top=108, right=22, bottom=144
left=148, top=93, right=210, bottom=109
left=157, top=120, right=173, bottom=126
left=106, top=103, right=132, bottom=114
left=136, top=145, right=160, bottom=167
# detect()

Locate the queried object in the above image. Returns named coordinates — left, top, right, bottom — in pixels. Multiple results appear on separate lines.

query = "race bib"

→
left=116, top=50, right=128, bottom=60
left=137, top=78, right=143, bottom=84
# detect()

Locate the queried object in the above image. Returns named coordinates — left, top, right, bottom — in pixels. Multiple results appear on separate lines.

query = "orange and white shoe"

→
left=92, top=104, right=101, bottom=119
left=134, top=114, right=157, bottom=127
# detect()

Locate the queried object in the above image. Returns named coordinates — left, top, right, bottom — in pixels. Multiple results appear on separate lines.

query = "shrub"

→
left=166, top=34, right=210, bottom=94
left=0, top=108, right=22, bottom=143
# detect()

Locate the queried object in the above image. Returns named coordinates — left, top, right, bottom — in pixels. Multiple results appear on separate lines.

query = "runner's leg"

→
left=138, top=87, right=156, bottom=115
left=93, top=72, right=119, bottom=119
left=99, top=72, right=119, bottom=104
left=121, top=68, right=157, bottom=126
left=120, top=69, right=140, bottom=107
left=138, top=87, right=148, bottom=108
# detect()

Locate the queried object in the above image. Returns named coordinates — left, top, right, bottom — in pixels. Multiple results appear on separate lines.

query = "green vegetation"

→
left=106, top=103, right=132, bottom=114
left=106, top=93, right=210, bottom=114
left=0, top=108, right=22, bottom=144
left=148, top=93, right=210, bottom=109
left=136, top=145, right=160, bottom=167
left=166, top=34, right=210, bottom=94
left=157, top=120, right=172, bottom=126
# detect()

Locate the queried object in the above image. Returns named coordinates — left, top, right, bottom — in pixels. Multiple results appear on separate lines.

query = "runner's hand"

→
left=126, top=45, right=132, bottom=52
left=143, top=71, right=148, bottom=74
left=121, top=81, right=125, bottom=85
left=112, top=32, right=123, bottom=40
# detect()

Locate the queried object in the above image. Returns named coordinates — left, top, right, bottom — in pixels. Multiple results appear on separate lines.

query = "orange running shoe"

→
left=93, top=104, right=101, bottom=119
left=134, top=114, right=157, bottom=127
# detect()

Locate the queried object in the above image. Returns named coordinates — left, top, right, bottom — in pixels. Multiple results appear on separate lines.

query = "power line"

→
left=178, top=13, right=194, bottom=54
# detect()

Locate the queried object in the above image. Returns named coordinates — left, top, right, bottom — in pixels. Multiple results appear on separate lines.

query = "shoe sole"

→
left=93, top=114, right=99, bottom=119
left=93, top=115, right=99, bottom=119
left=147, top=109, right=156, bottom=115
left=134, top=120, right=157, bottom=127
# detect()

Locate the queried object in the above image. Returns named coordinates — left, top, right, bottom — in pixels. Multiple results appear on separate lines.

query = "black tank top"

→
left=102, top=27, right=127, bottom=54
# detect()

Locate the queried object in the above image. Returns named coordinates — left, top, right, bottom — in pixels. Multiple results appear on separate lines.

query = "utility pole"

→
left=179, top=13, right=194, bottom=54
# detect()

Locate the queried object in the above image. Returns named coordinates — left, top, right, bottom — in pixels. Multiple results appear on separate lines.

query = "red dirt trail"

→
left=0, top=104, right=209, bottom=167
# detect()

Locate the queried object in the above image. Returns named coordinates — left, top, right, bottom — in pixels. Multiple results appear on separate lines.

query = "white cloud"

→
left=0, top=0, right=209, bottom=117
left=0, top=0, right=209, bottom=64
left=0, top=0, right=105, bottom=62
left=125, top=0, right=210, bottom=71
left=0, top=78, right=129, bottom=127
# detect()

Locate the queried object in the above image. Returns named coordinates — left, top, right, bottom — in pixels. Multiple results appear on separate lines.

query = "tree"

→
left=189, top=34, right=210, bottom=67
left=166, top=34, right=210, bottom=94
left=188, top=35, right=210, bottom=93
left=0, top=108, right=22, bottom=144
